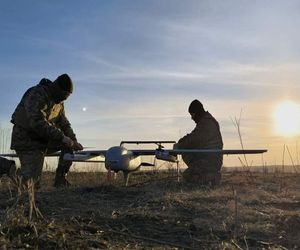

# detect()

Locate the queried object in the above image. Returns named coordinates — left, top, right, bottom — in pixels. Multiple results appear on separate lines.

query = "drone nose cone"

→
left=105, top=146, right=129, bottom=171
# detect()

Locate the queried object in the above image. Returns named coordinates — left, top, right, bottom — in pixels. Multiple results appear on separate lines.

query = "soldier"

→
left=174, top=100, right=223, bottom=186
left=10, top=74, right=83, bottom=188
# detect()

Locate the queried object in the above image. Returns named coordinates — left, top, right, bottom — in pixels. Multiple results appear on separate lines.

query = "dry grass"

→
left=0, top=170, right=299, bottom=249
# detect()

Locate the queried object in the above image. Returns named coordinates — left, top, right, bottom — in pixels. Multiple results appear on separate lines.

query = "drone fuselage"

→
left=105, top=146, right=141, bottom=172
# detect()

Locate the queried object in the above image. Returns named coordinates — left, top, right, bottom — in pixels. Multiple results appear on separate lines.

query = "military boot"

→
left=54, top=165, right=71, bottom=188
left=54, top=149, right=73, bottom=188
left=54, top=174, right=71, bottom=188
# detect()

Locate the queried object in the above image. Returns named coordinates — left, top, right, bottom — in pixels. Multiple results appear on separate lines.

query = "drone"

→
left=63, top=140, right=267, bottom=185
left=0, top=140, right=267, bottom=186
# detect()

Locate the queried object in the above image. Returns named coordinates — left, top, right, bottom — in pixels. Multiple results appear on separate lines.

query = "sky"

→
left=1, top=0, right=300, bottom=167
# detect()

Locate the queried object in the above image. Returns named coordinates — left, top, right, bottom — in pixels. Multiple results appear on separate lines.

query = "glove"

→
left=62, top=136, right=74, bottom=148
left=73, top=141, right=83, bottom=151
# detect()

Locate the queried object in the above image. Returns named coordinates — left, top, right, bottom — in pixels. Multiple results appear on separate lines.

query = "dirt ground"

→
left=0, top=170, right=299, bottom=249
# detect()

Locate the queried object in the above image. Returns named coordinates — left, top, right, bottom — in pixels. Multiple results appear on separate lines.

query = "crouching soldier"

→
left=10, top=74, right=83, bottom=188
left=174, top=100, right=223, bottom=186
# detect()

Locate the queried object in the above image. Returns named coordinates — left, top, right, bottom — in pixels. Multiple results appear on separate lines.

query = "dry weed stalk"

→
left=231, top=110, right=255, bottom=182
left=26, top=179, right=44, bottom=221
left=282, top=144, right=286, bottom=173
left=296, top=141, right=299, bottom=166
left=231, top=239, right=244, bottom=250
left=279, top=144, right=299, bottom=193
left=279, top=144, right=287, bottom=192
left=0, top=177, right=46, bottom=249
left=5, top=177, right=44, bottom=223
left=232, top=187, right=239, bottom=241
left=261, top=154, right=267, bottom=174
left=286, top=145, right=299, bottom=174
left=231, top=110, right=249, bottom=166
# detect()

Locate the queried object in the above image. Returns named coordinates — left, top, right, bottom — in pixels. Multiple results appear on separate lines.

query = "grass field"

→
left=0, top=170, right=299, bottom=249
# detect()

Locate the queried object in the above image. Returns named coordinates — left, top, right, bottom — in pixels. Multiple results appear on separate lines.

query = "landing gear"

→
left=123, top=171, right=130, bottom=186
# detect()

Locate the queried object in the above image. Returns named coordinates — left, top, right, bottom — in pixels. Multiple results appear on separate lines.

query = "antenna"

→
left=120, top=140, right=176, bottom=147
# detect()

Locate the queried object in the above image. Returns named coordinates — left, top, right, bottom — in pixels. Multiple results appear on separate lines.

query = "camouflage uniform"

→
left=10, top=78, right=76, bottom=186
left=177, top=111, right=223, bottom=186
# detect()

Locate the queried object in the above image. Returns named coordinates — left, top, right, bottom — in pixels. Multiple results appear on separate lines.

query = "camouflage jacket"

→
left=10, top=79, right=76, bottom=150
left=177, top=111, right=223, bottom=165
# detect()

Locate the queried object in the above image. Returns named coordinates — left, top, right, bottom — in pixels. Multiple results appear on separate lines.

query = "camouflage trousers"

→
left=16, top=147, right=72, bottom=185
left=182, top=157, right=222, bottom=187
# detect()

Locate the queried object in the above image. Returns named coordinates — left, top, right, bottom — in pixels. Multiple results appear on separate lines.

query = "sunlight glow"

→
left=273, top=100, right=300, bottom=137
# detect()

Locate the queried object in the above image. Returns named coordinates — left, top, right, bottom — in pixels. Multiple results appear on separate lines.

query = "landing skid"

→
left=123, top=171, right=130, bottom=186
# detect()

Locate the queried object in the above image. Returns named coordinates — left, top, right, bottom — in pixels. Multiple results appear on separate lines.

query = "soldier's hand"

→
left=73, top=141, right=83, bottom=151
left=62, top=136, right=74, bottom=148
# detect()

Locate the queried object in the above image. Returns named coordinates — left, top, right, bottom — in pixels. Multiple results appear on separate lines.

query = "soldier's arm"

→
left=177, top=125, right=207, bottom=149
left=24, top=90, right=64, bottom=141
left=56, top=105, right=76, bottom=141
left=177, top=127, right=199, bottom=149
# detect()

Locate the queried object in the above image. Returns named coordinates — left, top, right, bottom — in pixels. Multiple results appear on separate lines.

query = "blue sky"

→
left=1, top=1, right=300, bottom=166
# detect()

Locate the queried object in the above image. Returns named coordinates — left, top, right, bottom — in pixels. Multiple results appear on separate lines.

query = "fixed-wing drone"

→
left=0, top=140, right=267, bottom=186
left=64, top=140, right=267, bottom=185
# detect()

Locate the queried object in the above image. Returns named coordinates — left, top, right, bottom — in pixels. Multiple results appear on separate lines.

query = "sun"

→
left=273, top=100, right=300, bottom=137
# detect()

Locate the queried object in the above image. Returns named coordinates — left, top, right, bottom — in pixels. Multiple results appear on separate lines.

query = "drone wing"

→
left=130, top=148, right=267, bottom=162
left=0, top=152, right=67, bottom=158
left=0, top=153, right=18, bottom=157
left=165, top=149, right=268, bottom=155
left=62, top=150, right=107, bottom=162
left=0, top=150, right=107, bottom=163
left=130, top=148, right=267, bottom=155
